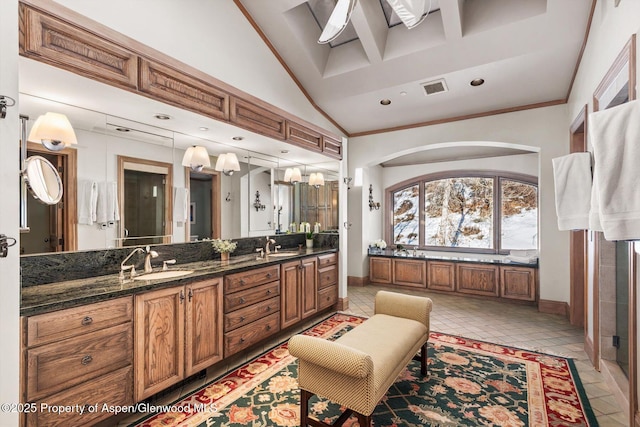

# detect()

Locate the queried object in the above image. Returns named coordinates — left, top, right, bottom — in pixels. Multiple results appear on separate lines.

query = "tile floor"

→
left=112, top=285, right=627, bottom=426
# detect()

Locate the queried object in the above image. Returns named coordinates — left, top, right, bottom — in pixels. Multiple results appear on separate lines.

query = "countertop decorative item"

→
left=211, top=238, right=237, bottom=262
left=306, top=231, right=314, bottom=248
left=371, top=239, right=387, bottom=253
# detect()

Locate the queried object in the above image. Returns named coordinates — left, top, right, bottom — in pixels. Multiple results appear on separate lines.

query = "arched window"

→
left=387, top=171, right=537, bottom=254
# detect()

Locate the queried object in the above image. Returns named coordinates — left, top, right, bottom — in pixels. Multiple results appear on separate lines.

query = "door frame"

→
left=26, top=142, right=77, bottom=251
left=184, top=167, right=221, bottom=241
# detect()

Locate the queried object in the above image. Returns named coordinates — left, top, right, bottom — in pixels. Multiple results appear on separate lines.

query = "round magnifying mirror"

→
left=23, top=155, right=63, bottom=205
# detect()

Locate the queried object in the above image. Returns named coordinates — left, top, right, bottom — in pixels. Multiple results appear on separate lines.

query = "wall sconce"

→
left=309, top=172, right=325, bottom=188
left=253, top=190, right=266, bottom=211
left=343, top=177, right=353, bottom=189
left=182, top=145, right=211, bottom=171
left=369, top=184, right=381, bottom=211
left=215, top=152, right=241, bottom=176
left=284, top=167, right=302, bottom=184
left=28, top=112, right=77, bottom=151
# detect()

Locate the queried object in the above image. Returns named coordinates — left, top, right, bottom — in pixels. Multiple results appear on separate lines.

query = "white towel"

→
left=173, top=188, right=189, bottom=223
left=78, top=179, right=97, bottom=225
left=588, top=166, right=603, bottom=232
left=590, top=99, right=640, bottom=240
left=96, top=182, right=120, bottom=224
left=552, top=152, right=592, bottom=230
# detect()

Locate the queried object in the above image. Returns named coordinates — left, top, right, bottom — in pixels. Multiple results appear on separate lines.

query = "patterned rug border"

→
left=130, top=312, right=599, bottom=427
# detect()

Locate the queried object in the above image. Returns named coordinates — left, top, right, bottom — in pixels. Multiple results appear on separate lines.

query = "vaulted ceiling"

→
left=237, top=0, right=593, bottom=136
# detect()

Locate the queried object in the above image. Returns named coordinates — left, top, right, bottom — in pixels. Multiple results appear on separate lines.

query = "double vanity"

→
left=20, top=245, right=339, bottom=427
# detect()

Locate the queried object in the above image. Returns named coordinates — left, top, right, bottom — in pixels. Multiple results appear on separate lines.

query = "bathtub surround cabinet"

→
left=20, top=250, right=338, bottom=426
left=369, top=255, right=537, bottom=304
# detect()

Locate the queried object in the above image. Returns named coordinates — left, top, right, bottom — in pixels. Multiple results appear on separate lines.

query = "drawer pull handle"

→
left=240, top=316, right=245, bottom=322
left=239, top=297, right=245, bottom=304
left=81, top=355, right=93, bottom=365
left=240, top=279, right=245, bottom=285
left=266, top=325, right=271, bottom=331
left=267, top=289, right=272, bottom=294
left=266, top=306, right=271, bottom=311
left=81, top=316, right=93, bottom=326
left=266, top=273, right=272, bottom=278
left=240, top=338, right=245, bottom=343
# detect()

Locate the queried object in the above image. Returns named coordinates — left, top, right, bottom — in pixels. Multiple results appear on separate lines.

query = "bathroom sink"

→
left=266, top=252, right=299, bottom=258
left=133, top=270, right=194, bottom=281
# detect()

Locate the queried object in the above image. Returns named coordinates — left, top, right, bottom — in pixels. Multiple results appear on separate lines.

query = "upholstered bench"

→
left=289, top=290, right=432, bottom=427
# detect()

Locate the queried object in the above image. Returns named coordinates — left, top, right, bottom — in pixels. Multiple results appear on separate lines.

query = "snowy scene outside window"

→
left=389, top=173, right=538, bottom=253
left=500, top=179, right=538, bottom=250
left=424, top=177, right=493, bottom=249
left=393, top=184, right=419, bottom=245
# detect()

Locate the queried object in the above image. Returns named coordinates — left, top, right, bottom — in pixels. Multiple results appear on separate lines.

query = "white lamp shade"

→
left=28, top=112, right=77, bottom=151
left=309, top=172, right=325, bottom=187
left=291, top=167, right=302, bottom=183
left=284, top=168, right=293, bottom=182
left=214, top=153, right=241, bottom=174
left=182, top=146, right=211, bottom=170
left=318, top=0, right=357, bottom=44
left=386, top=0, right=428, bottom=29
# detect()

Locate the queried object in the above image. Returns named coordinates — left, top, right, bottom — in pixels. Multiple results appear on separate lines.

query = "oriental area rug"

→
left=130, top=314, right=598, bottom=427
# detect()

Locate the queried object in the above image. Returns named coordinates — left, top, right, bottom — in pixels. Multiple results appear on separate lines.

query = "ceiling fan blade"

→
left=386, top=0, right=430, bottom=29
left=318, top=0, right=358, bottom=44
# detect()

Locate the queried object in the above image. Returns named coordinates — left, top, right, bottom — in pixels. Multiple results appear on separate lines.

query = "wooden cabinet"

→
left=369, top=257, right=392, bottom=284
left=281, top=256, right=318, bottom=329
left=22, top=297, right=133, bottom=427
left=500, top=266, right=537, bottom=301
left=392, top=258, right=426, bottom=288
left=286, top=121, right=322, bottom=152
left=427, top=261, right=455, bottom=291
left=317, top=253, right=338, bottom=310
left=230, top=97, right=286, bottom=140
left=134, top=278, right=223, bottom=401
left=224, top=267, right=281, bottom=356
left=457, top=263, right=500, bottom=297
left=322, top=135, right=343, bottom=159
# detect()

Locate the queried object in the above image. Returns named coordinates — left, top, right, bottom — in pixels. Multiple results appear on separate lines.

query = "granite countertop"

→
left=21, top=247, right=337, bottom=317
left=368, top=248, right=538, bottom=267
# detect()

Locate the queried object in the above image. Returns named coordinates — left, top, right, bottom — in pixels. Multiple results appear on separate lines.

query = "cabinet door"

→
left=134, top=286, right=185, bottom=401
left=392, top=258, right=427, bottom=287
left=369, top=257, right=392, bottom=284
left=427, top=261, right=455, bottom=291
left=185, top=278, right=223, bottom=377
left=301, top=257, right=318, bottom=319
left=500, top=266, right=537, bottom=301
left=456, top=263, right=499, bottom=297
left=281, top=261, right=302, bottom=329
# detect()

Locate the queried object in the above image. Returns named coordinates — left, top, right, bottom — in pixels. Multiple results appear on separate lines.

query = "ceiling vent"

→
left=421, top=78, right=448, bottom=96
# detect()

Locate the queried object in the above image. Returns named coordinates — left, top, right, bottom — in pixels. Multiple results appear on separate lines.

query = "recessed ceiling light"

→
left=154, top=114, right=171, bottom=120
left=380, top=99, right=391, bottom=106
left=115, top=127, right=130, bottom=132
left=470, top=78, right=485, bottom=87
left=232, top=136, right=244, bottom=141
left=198, top=127, right=209, bottom=131
left=400, top=91, right=407, bottom=96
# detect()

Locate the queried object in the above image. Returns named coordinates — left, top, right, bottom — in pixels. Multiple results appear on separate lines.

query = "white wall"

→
left=349, top=106, right=568, bottom=302
left=0, top=0, right=20, bottom=424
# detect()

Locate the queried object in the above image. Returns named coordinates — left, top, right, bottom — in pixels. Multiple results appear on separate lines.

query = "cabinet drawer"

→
left=26, top=322, right=132, bottom=401
left=224, top=313, right=280, bottom=356
left=225, top=265, right=280, bottom=293
left=318, top=265, right=337, bottom=290
left=26, top=366, right=132, bottom=427
left=26, top=297, right=133, bottom=347
left=318, top=285, right=338, bottom=310
left=224, top=281, right=280, bottom=313
left=317, top=252, right=337, bottom=267
left=224, top=296, right=280, bottom=332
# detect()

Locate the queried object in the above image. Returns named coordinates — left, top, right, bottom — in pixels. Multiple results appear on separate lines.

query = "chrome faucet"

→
left=120, top=247, right=145, bottom=279
left=265, top=237, right=276, bottom=255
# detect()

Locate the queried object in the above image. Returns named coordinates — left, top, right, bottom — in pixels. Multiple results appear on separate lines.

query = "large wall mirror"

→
left=18, top=57, right=341, bottom=255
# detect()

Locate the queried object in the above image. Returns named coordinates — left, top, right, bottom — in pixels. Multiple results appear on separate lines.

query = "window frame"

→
left=385, top=170, right=537, bottom=254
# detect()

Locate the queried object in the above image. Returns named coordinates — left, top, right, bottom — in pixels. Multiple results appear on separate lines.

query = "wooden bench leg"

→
left=355, top=412, right=372, bottom=427
left=300, top=388, right=312, bottom=427
left=421, top=343, right=428, bottom=376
